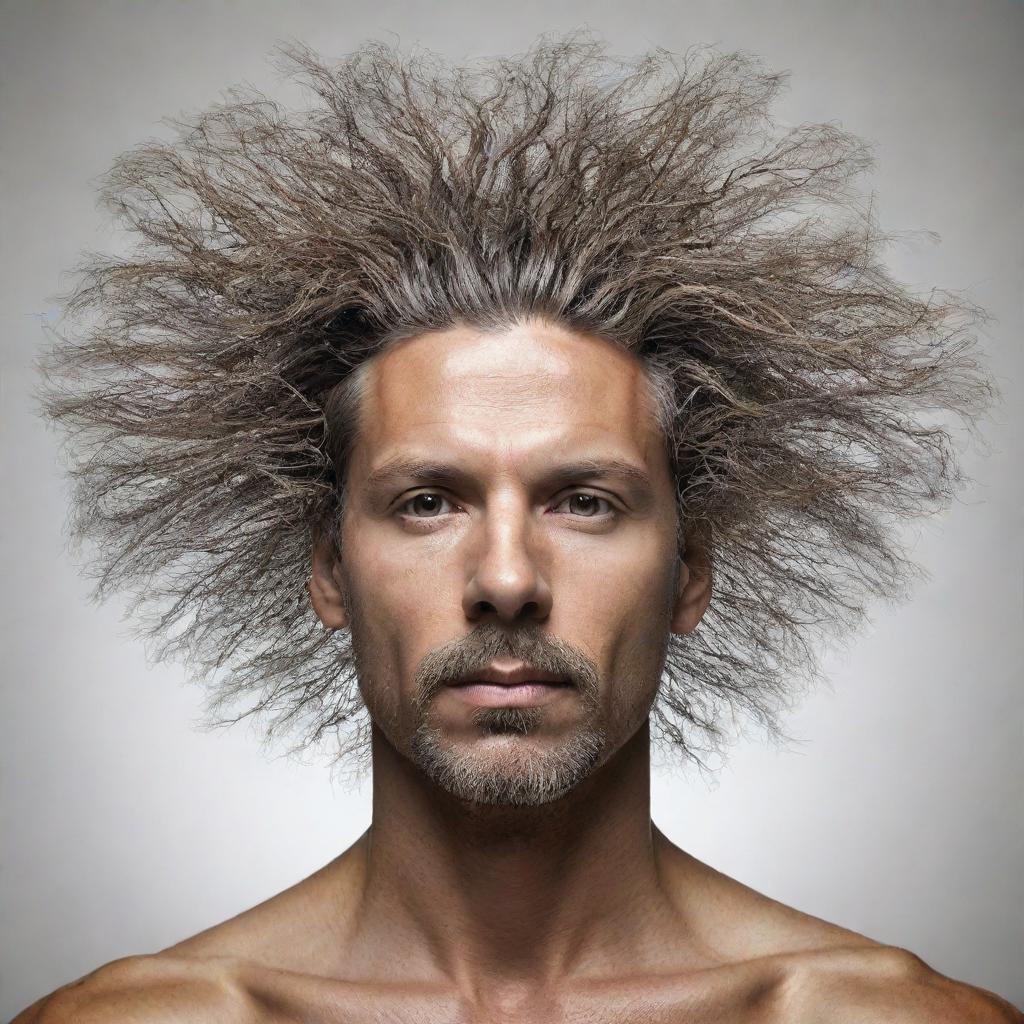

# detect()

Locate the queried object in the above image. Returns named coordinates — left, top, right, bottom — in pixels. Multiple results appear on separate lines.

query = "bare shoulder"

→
left=10, top=953, right=254, bottom=1024
left=784, top=944, right=1024, bottom=1023
left=10, top=951, right=464, bottom=1024
left=657, top=839, right=1020, bottom=1022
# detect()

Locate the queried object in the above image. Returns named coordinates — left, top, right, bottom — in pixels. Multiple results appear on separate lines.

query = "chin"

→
left=410, top=724, right=607, bottom=807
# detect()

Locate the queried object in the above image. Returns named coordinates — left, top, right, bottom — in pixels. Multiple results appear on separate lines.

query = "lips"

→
left=447, top=681, right=572, bottom=708
left=450, top=663, right=570, bottom=687
left=445, top=662, right=573, bottom=708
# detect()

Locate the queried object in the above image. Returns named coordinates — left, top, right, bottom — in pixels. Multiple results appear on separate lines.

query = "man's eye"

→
left=400, top=492, right=453, bottom=518
left=554, top=492, right=614, bottom=517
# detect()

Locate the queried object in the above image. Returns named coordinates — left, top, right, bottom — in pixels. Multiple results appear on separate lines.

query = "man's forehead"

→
left=354, top=319, right=665, bottom=467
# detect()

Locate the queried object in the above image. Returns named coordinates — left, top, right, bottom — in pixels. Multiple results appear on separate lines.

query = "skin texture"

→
left=15, top=321, right=1021, bottom=1023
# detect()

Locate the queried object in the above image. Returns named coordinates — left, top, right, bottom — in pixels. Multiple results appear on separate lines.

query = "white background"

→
left=1, top=0, right=1021, bottom=1016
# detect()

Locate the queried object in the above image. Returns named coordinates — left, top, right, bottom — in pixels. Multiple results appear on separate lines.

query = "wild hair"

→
left=38, top=33, right=994, bottom=772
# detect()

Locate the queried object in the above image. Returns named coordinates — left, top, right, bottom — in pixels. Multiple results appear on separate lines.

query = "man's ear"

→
left=670, top=531, right=712, bottom=635
left=308, top=538, right=350, bottom=630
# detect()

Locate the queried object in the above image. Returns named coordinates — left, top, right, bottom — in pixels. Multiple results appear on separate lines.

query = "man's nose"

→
left=461, top=500, right=553, bottom=624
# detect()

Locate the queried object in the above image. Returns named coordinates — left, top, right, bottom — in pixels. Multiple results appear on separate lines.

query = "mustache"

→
left=412, top=622, right=601, bottom=712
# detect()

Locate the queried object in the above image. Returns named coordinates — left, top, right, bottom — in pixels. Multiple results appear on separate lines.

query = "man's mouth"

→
left=445, top=662, right=574, bottom=708
left=446, top=680, right=574, bottom=708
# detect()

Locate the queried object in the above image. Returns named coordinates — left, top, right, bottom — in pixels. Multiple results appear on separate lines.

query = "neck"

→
left=346, top=719, right=693, bottom=997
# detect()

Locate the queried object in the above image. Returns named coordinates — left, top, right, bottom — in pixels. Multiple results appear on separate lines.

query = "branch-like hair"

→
left=38, top=32, right=995, bottom=771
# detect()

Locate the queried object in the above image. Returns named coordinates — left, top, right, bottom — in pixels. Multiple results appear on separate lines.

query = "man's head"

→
left=308, top=318, right=711, bottom=804
left=39, top=33, right=993, bottom=775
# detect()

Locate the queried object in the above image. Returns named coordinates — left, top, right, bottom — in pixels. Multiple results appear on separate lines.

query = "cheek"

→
left=341, top=525, right=461, bottom=705
left=554, top=529, right=677, bottom=630
left=363, top=555, right=462, bottom=646
left=350, top=516, right=462, bottom=604
left=552, top=536, right=676, bottom=711
left=597, top=594, right=674, bottom=739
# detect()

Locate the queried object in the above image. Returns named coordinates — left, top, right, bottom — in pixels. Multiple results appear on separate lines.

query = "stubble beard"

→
left=362, top=619, right=610, bottom=808
left=336, top=538, right=630, bottom=806
left=410, top=706, right=608, bottom=807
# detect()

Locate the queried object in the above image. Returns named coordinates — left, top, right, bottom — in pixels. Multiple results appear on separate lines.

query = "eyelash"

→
left=396, top=490, right=617, bottom=521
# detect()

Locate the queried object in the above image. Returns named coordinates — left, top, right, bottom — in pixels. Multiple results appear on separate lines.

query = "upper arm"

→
left=10, top=955, right=252, bottom=1024
left=791, top=946, right=1023, bottom=1023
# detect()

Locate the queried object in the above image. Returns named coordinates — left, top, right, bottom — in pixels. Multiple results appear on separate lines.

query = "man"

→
left=17, top=35, right=1019, bottom=1022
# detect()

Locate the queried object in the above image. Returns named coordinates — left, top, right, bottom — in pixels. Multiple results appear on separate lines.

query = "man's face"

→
left=319, top=319, right=694, bottom=805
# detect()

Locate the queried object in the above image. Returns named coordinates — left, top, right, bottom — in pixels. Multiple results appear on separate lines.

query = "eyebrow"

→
left=363, top=454, right=656, bottom=501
